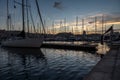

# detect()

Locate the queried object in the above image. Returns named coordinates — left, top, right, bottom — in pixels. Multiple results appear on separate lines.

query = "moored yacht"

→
left=1, top=0, right=45, bottom=48
left=1, top=37, right=43, bottom=48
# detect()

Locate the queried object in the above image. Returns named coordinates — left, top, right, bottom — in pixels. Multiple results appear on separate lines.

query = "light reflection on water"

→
left=96, top=43, right=110, bottom=55
left=0, top=47, right=100, bottom=80
left=44, top=41, right=87, bottom=45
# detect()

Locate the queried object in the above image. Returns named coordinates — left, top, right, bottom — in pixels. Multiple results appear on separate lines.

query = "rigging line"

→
left=35, top=0, right=46, bottom=36
left=29, top=6, right=36, bottom=33
left=14, top=0, right=30, bottom=7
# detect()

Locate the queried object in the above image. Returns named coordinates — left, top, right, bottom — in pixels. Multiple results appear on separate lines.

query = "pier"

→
left=41, top=42, right=97, bottom=52
left=84, top=46, right=120, bottom=80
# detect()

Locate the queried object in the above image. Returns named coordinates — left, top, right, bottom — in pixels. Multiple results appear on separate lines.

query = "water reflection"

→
left=3, top=48, right=46, bottom=60
left=0, top=47, right=100, bottom=80
left=96, top=43, right=110, bottom=55
left=0, top=48, right=46, bottom=80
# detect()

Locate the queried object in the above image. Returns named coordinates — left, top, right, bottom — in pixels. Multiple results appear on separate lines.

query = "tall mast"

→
left=7, top=0, right=9, bottom=30
left=22, top=0, right=25, bottom=33
left=60, top=20, right=62, bottom=33
left=102, top=15, right=104, bottom=35
left=52, top=21, right=54, bottom=34
left=26, top=0, right=29, bottom=33
left=82, top=19, right=84, bottom=34
left=76, top=16, right=78, bottom=26
left=76, top=16, right=78, bottom=34
left=72, top=26, right=74, bottom=33
left=64, top=18, right=66, bottom=33
left=95, top=17, right=97, bottom=34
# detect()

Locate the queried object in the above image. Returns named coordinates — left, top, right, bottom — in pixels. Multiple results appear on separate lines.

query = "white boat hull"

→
left=1, top=38, right=43, bottom=48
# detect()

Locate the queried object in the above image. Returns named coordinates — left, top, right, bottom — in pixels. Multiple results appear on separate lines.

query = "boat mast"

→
left=52, top=21, right=54, bottom=34
left=60, top=20, right=62, bottom=33
left=7, top=0, right=9, bottom=30
left=82, top=19, right=84, bottom=34
left=22, top=0, right=25, bottom=38
left=95, top=17, right=97, bottom=34
left=76, top=16, right=78, bottom=34
left=102, top=15, right=104, bottom=35
left=64, top=18, right=66, bottom=33
left=26, top=0, right=29, bottom=34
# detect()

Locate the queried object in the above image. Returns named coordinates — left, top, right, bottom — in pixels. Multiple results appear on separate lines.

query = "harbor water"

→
left=0, top=45, right=101, bottom=80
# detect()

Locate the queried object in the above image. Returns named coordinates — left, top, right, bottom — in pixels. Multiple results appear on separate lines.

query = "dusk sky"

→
left=0, top=0, right=120, bottom=34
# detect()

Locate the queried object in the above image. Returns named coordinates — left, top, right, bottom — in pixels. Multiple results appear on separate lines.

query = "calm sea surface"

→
left=0, top=45, right=101, bottom=80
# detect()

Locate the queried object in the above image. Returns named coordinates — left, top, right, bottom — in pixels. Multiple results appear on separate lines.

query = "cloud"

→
left=53, top=1, right=64, bottom=10
left=104, top=13, right=120, bottom=23
left=87, top=12, right=120, bottom=24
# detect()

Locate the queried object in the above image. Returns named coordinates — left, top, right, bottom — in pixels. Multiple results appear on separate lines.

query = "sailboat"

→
left=1, top=0, right=45, bottom=48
